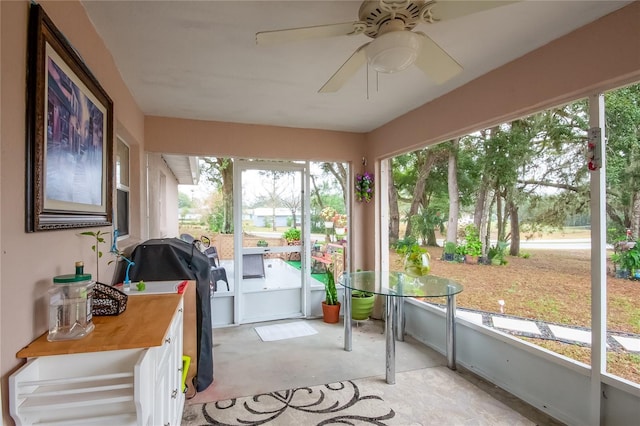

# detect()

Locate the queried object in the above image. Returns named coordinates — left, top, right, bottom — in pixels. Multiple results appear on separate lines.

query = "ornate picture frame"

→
left=26, top=4, right=113, bottom=232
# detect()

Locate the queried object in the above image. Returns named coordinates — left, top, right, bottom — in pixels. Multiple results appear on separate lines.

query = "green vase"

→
left=351, top=291, right=375, bottom=320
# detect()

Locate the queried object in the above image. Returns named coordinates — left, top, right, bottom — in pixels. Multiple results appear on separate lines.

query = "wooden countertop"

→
left=17, top=293, right=183, bottom=358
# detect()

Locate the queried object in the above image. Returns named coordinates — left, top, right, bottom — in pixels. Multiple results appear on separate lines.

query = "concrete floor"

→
left=187, top=318, right=564, bottom=425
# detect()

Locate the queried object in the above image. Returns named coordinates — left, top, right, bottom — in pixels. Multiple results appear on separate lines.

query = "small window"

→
left=116, top=137, right=130, bottom=238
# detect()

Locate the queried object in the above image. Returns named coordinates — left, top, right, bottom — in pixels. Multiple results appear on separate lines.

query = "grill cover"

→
left=127, top=238, right=213, bottom=392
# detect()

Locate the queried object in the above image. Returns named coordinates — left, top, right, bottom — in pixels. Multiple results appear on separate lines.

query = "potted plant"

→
left=351, top=289, right=375, bottom=320
left=612, top=241, right=640, bottom=279
left=400, top=243, right=431, bottom=277
left=334, top=214, right=347, bottom=236
left=442, top=241, right=456, bottom=261
left=322, top=266, right=340, bottom=323
left=320, top=206, right=337, bottom=229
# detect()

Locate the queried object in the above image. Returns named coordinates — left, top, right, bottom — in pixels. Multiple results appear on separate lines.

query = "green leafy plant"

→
left=488, top=241, right=509, bottom=266
left=352, top=289, right=374, bottom=298
left=392, top=236, right=418, bottom=257
left=81, top=230, right=107, bottom=282
left=282, top=228, right=301, bottom=242
left=463, top=224, right=482, bottom=257
left=257, top=239, right=268, bottom=247
left=136, top=280, right=146, bottom=291
left=612, top=242, right=640, bottom=276
left=398, top=243, right=431, bottom=276
left=324, top=267, right=338, bottom=305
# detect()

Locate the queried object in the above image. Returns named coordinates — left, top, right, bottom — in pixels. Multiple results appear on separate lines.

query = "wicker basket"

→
left=92, top=282, right=128, bottom=316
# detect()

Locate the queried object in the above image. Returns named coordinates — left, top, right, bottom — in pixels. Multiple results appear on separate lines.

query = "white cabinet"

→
left=10, top=299, right=184, bottom=426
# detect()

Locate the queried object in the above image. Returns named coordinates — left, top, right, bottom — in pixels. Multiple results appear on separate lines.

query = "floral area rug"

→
left=181, top=380, right=395, bottom=425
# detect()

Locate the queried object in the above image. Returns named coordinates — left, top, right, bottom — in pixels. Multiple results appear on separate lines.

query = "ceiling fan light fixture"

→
left=366, top=31, right=421, bottom=74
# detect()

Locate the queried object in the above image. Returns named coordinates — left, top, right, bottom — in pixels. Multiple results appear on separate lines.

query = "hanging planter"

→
left=355, top=172, right=374, bottom=203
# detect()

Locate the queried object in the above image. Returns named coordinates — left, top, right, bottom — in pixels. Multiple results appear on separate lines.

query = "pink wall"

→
left=367, top=2, right=640, bottom=159
left=0, top=2, right=144, bottom=423
left=144, top=115, right=374, bottom=274
left=145, top=116, right=365, bottom=161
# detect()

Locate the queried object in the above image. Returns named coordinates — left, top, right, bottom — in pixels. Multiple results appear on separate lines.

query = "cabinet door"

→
left=134, top=349, right=155, bottom=426
left=154, top=301, right=184, bottom=426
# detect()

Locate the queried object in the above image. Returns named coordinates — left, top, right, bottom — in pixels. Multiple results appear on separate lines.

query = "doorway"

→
left=233, top=160, right=309, bottom=324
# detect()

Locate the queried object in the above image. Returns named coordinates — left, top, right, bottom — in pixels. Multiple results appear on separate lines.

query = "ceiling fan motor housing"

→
left=359, top=0, right=427, bottom=38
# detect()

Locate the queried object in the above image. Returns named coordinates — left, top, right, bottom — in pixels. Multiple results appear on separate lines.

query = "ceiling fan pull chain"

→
left=366, top=63, right=370, bottom=100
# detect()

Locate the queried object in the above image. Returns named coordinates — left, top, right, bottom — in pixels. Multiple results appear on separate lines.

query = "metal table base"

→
left=344, top=290, right=458, bottom=384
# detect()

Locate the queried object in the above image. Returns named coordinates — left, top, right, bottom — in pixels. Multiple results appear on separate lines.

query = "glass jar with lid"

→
left=47, top=271, right=95, bottom=342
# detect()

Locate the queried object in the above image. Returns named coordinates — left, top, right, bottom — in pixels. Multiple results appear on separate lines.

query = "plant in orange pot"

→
left=322, top=265, right=340, bottom=323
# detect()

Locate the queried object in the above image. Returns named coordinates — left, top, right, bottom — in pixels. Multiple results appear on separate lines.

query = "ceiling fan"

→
left=256, top=0, right=516, bottom=93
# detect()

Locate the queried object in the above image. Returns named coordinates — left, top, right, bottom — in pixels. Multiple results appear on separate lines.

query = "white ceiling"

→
left=82, top=0, right=632, bottom=133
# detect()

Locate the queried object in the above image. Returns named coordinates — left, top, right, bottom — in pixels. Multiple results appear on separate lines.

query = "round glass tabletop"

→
left=339, top=271, right=463, bottom=298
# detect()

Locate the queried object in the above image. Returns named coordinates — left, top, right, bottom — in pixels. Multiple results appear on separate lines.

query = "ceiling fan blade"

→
left=256, top=21, right=365, bottom=46
left=428, top=0, right=519, bottom=22
left=318, top=44, right=368, bottom=93
left=414, top=32, right=462, bottom=84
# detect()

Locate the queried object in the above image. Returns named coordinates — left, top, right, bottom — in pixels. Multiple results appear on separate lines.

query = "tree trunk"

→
left=310, top=175, right=324, bottom=210
left=509, top=200, right=520, bottom=256
left=405, top=151, right=435, bottom=239
left=218, top=158, right=234, bottom=234
left=388, top=159, right=400, bottom=245
left=446, top=139, right=460, bottom=244
left=426, top=228, right=438, bottom=246
left=474, top=176, right=490, bottom=231
left=495, top=186, right=503, bottom=241
left=480, top=190, right=493, bottom=258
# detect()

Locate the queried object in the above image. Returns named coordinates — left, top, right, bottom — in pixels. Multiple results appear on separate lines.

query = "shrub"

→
left=282, top=228, right=301, bottom=242
left=463, top=224, right=482, bottom=256
left=488, top=241, right=509, bottom=265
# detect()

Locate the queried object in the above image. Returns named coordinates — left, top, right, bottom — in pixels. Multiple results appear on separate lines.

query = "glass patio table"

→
left=339, top=271, right=463, bottom=384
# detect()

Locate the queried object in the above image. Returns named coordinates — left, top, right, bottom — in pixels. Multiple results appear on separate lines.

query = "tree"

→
left=388, top=158, right=400, bottom=245
left=403, top=147, right=448, bottom=239
left=200, top=157, right=234, bottom=233
left=410, top=207, right=445, bottom=246
left=321, top=162, right=348, bottom=207
left=604, top=84, right=640, bottom=239
left=258, top=170, right=289, bottom=231
left=178, top=191, right=193, bottom=209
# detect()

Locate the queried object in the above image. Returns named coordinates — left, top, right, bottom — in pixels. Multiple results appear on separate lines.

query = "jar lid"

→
left=53, top=273, right=92, bottom=283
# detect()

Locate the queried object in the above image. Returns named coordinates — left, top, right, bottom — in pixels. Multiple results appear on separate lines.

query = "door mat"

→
left=254, top=321, right=318, bottom=342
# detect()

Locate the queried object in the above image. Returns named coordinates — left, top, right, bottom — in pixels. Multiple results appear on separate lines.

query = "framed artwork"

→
left=26, top=4, right=113, bottom=232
